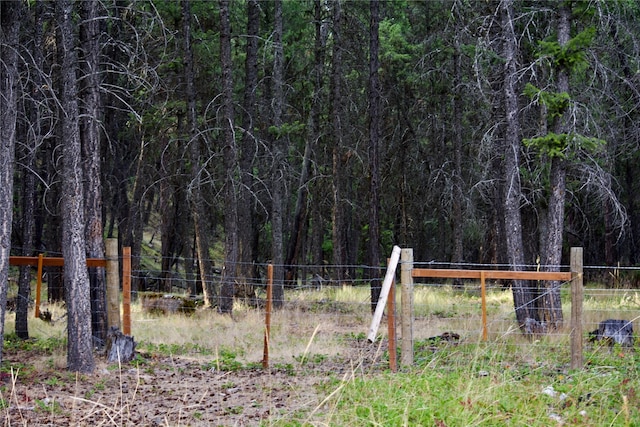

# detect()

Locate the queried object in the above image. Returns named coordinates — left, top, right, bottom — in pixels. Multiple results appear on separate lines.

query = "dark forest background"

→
left=3, top=1, right=640, bottom=367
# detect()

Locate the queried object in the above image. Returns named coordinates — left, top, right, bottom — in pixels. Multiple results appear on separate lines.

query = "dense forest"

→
left=2, top=0, right=640, bottom=371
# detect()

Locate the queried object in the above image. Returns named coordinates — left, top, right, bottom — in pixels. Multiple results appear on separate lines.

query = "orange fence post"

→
left=34, top=254, right=44, bottom=318
left=480, top=271, right=487, bottom=341
left=262, top=264, right=274, bottom=369
left=122, top=247, right=131, bottom=335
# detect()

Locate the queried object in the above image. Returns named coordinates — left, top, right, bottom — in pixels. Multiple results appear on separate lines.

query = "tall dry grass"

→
left=5, top=281, right=639, bottom=365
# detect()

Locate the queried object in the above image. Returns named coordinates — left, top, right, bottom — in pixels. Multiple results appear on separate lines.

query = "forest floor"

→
left=2, top=284, right=640, bottom=426
left=0, top=286, right=396, bottom=426
left=0, top=334, right=385, bottom=426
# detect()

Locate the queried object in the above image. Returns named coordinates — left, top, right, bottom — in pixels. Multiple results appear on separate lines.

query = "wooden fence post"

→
left=480, top=270, right=487, bottom=341
left=263, top=264, right=273, bottom=369
left=105, top=239, right=121, bottom=330
left=34, top=254, right=44, bottom=319
left=570, top=247, right=584, bottom=370
left=122, top=246, right=132, bottom=336
left=400, top=248, right=414, bottom=367
left=387, top=273, right=397, bottom=372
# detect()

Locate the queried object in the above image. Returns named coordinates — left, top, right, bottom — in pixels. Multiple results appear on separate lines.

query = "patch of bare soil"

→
left=0, top=339, right=387, bottom=426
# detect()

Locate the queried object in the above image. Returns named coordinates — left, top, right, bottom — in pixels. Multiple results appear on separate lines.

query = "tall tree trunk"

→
left=80, top=0, right=108, bottom=347
left=624, top=158, right=639, bottom=264
left=56, top=0, right=95, bottom=373
left=159, top=177, right=175, bottom=292
left=285, top=0, right=325, bottom=285
left=330, top=0, right=348, bottom=283
left=311, top=199, right=325, bottom=277
left=539, top=4, right=570, bottom=330
left=451, top=29, right=464, bottom=284
left=182, top=0, right=217, bottom=307
left=604, top=196, right=617, bottom=267
left=368, top=0, right=382, bottom=312
left=219, top=0, right=239, bottom=314
left=501, top=0, right=535, bottom=328
left=44, top=134, right=64, bottom=303
left=159, top=178, right=186, bottom=293
left=16, top=0, right=43, bottom=340
left=103, top=0, right=143, bottom=295
left=0, top=0, right=22, bottom=364
left=270, top=0, right=286, bottom=308
left=16, top=132, right=36, bottom=340
left=124, top=133, right=148, bottom=296
left=237, top=0, right=260, bottom=304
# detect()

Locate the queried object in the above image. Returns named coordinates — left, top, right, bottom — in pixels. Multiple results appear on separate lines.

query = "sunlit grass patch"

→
left=316, top=342, right=640, bottom=427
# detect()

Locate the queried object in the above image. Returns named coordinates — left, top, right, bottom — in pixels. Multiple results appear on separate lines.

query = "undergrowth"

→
left=1, top=284, right=638, bottom=425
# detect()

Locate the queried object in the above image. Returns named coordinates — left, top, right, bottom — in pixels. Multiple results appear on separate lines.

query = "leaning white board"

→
left=367, top=245, right=402, bottom=342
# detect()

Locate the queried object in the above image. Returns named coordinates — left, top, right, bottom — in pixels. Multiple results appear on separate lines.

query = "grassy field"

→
left=2, top=283, right=640, bottom=426
left=318, top=344, right=640, bottom=426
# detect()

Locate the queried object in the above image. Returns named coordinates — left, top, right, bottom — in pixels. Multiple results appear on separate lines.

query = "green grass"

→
left=323, top=364, right=637, bottom=426
left=267, top=284, right=640, bottom=426
left=285, top=340, right=640, bottom=426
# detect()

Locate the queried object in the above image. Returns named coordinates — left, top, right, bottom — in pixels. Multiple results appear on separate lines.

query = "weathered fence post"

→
left=122, top=246, right=132, bottom=336
left=387, top=272, right=397, bottom=372
left=105, top=239, right=121, bottom=330
left=263, top=264, right=273, bottom=369
left=400, top=248, right=414, bottom=367
left=570, top=247, right=584, bottom=370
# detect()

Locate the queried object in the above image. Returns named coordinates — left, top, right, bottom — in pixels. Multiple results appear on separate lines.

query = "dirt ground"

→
left=0, top=339, right=386, bottom=426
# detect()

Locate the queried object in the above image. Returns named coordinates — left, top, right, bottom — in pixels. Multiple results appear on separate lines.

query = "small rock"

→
left=549, top=413, right=563, bottom=424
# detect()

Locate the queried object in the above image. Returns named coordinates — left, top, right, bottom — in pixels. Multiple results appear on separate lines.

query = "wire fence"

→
left=405, top=260, right=639, bottom=353
left=128, top=252, right=640, bottom=369
left=5, top=250, right=640, bottom=368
